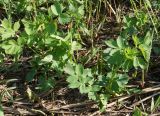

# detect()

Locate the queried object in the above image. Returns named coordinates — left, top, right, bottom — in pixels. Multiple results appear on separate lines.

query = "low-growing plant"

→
left=0, top=0, right=87, bottom=91
left=104, top=12, right=153, bottom=87
left=0, top=0, right=159, bottom=114
left=64, top=63, right=129, bottom=111
left=151, top=96, right=160, bottom=113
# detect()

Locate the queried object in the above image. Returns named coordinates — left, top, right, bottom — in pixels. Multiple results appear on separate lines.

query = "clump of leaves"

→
left=104, top=12, right=153, bottom=87
left=64, top=63, right=129, bottom=111
left=0, top=19, right=22, bottom=58
left=0, top=0, right=158, bottom=113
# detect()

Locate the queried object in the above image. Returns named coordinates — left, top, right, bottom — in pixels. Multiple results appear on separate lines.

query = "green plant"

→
left=131, top=95, right=160, bottom=116
left=0, top=0, right=86, bottom=91
left=0, top=103, right=4, bottom=116
left=104, top=12, right=153, bottom=87
left=0, top=0, right=159, bottom=114
left=64, top=63, right=129, bottom=111
left=64, top=63, right=94, bottom=93
left=0, top=18, right=22, bottom=60
left=132, top=107, right=148, bottom=116
left=151, top=96, right=160, bottom=113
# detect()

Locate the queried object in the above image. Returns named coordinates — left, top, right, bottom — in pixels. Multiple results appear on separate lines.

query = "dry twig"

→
left=131, top=91, right=160, bottom=107
left=90, top=84, right=160, bottom=116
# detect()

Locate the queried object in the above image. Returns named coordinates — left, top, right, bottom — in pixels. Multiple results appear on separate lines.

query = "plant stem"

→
left=141, top=69, right=146, bottom=88
left=142, top=69, right=145, bottom=88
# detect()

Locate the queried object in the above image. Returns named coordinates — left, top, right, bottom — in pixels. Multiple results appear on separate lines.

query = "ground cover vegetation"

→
left=0, top=0, right=160, bottom=115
